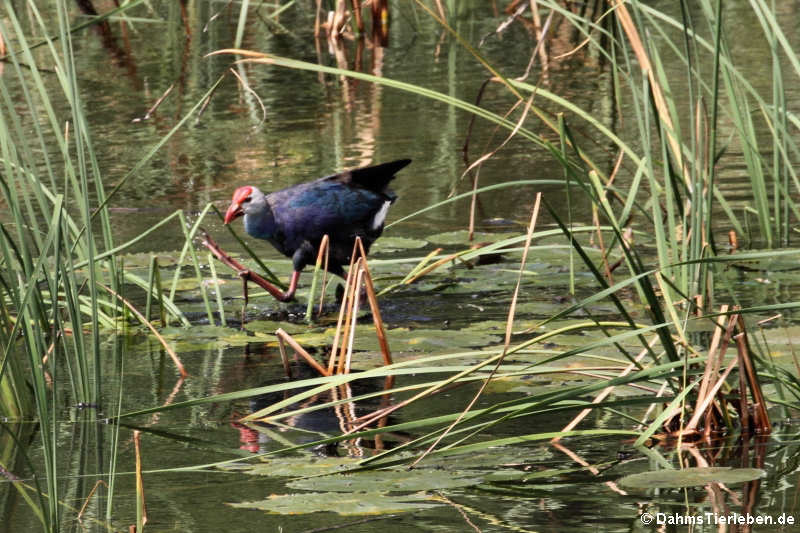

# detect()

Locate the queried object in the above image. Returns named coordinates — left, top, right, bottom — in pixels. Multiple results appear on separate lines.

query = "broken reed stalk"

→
left=556, top=302, right=771, bottom=442
left=551, top=441, right=628, bottom=497
left=270, top=237, right=392, bottom=380
left=276, top=328, right=329, bottom=377
left=329, top=237, right=392, bottom=373
left=133, top=430, right=147, bottom=532
left=334, top=259, right=360, bottom=374
left=306, top=234, right=330, bottom=323
left=353, top=237, right=392, bottom=366
left=692, top=305, right=730, bottom=418
left=735, top=313, right=771, bottom=433
left=391, top=247, right=443, bottom=287
left=657, top=307, right=771, bottom=440
left=343, top=266, right=365, bottom=374
left=277, top=332, right=293, bottom=379
left=328, top=240, right=361, bottom=375
left=318, top=237, right=331, bottom=315
left=350, top=0, right=364, bottom=34
left=736, top=330, right=751, bottom=432
left=77, top=480, right=109, bottom=522
left=336, top=258, right=363, bottom=374
left=403, top=249, right=467, bottom=284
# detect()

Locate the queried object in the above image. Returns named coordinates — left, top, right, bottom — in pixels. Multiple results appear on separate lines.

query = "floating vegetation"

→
left=619, top=467, right=765, bottom=489
left=228, top=491, right=441, bottom=516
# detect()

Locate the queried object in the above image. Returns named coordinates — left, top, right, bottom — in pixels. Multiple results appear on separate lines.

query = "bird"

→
left=220, top=159, right=411, bottom=302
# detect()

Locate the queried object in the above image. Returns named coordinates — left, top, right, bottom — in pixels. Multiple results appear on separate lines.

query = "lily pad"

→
left=426, top=230, right=518, bottom=246
left=160, top=325, right=265, bottom=350
left=371, top=236, right=429, bottom=253
left=245, top=320, right=310, bottom=336
left=219, top=456, right=361, bottom=477
left=618, top=467, right=765, bottom=489
left=288, top=326, right=501, bottom=353
left=228, top=491, right=439, bottom=515
left=286, top=469, right=481, bottom=492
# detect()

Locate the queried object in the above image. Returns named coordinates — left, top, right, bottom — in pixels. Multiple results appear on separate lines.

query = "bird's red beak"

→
left=224, top=186, right=253, bottom=224
left=223, top=203, right=242, bottom=225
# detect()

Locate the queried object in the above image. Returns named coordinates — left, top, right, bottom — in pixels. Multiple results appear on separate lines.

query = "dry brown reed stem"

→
left=612, top=0, right=689, bottom=188
left=276, top=328, right=329, bottom=377
left=478, top=1, right=527, bottom=48
left=133, top=430, right=147, bottom=530
left=77, top=480, right=109, bottom=522
left=403, top=250, right=461, bottom=285
left=148, top=377, right=185, bottom=428
left=328, top=240, right=361, bottom=374
left=551, top=441, right=628, bottom=496
left=529, top=0, right=549, bottom=73
left=553, top=335, right=658, bottom=442
left=343, top=266, right=366, bottom=374
left=668, top=312, right=738, bottom=437
left=335, top=258, right=361, bottom=374
left=277, top=333, right=292, bottom=379
left=434, top=0, right=446, bottom=20
left=329, top=238, right=392, bottom=373
left=410, top=193, right=542, bottom=467
left=682, top=357, right=738, bottom=438
left=353, top=237, right=392, bottom=366
left=592, top=205, right=613, bottom=281
left=132, top=83, right=173, bottom=123
left=690, top=305, right=731, bottom=425
left=314, top=0, right=322, bottom=37
left=728, top=230, right=739, bottom=252
left=40, top=336, right=58, bottom=387
left=229, top=67, right=267, bottom=128
left=429, top=492, right=484, bottom=533
left=735, top=314, right=771, bottom=433
left=316, top=235, right=331, bottom=317
left=736, top=331, right=750, bottom=432
left=464, top=95, right=535, bottom=240
left=98, top=283, right=188, bottom=378
left=350, top=0, right=364, bottom=34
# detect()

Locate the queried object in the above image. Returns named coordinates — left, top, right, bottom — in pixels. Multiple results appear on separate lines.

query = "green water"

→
left=2, top=1, right=800, bottom=532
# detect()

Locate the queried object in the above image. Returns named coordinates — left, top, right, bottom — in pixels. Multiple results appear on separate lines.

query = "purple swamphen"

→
left=213, top=159, right=411, bottom=302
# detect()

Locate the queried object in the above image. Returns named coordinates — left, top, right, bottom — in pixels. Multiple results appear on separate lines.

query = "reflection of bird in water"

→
left=232, top=366, right=408, bottom=456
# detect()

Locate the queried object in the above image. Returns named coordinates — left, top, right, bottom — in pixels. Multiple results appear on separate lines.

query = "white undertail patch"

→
left=371, top=201, right=391, bottom=230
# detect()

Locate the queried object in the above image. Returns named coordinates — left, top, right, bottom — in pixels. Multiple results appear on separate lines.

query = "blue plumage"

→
left=224, top=159, right=411, bottom=300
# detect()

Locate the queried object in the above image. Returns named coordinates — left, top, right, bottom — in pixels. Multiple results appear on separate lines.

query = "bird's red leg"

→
left=283, top=271, right=300, bottom=301
left=201, top=230, right=295, bottom=302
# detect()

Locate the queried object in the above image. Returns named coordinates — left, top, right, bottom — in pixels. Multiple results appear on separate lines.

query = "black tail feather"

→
left=326, top=159, right=411, bottom=192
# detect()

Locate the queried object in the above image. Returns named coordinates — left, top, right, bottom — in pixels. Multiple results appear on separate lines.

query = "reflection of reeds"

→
left=134, top=430, right=147, bottom=532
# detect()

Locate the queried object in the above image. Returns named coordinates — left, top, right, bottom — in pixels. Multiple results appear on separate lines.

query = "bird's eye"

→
left=242, top=197, right=251, bottom=203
